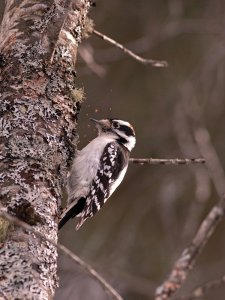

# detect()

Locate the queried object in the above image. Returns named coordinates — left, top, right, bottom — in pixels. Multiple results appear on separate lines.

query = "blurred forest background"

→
left=1, top=0, right=225, bottom=299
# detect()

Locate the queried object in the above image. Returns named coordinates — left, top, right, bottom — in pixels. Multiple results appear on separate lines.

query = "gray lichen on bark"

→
left=0, top=0, right=91, bottom=298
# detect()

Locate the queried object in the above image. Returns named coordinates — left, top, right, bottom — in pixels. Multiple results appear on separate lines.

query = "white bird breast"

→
left=67, top=135, right=116, bottom=203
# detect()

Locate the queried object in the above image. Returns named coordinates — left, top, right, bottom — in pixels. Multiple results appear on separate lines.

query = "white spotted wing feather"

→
left=76, top=142, right=128, bottom=229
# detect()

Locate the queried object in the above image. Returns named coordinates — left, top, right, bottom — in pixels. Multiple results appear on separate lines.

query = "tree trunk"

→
left=0, top=0, right=91, bottom=298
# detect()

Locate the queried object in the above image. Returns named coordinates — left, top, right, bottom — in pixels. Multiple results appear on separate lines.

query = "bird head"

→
left=90, top=118, right=136, bottom=152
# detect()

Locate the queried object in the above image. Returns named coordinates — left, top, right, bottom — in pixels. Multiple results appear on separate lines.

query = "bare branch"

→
left=0, top=210, right=123, bottom=300
left=129, top=158, right=205, bottom=165
left=78, top=44, right=107, bottom=77
left=93, top=29, right=168, bottom=67
left=177, top=275, right=225, bottom=300
left=154, top=197, right=225, bottom=300
left=194, top=127, right=225, bottom=197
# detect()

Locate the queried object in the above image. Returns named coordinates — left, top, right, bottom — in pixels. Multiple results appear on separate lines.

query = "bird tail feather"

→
left=58, top=197, right=86, bottom=230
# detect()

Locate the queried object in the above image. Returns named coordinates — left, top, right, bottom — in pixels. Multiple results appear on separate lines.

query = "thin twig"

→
left=176, top=275, right=225, bottom=300
left=78, top=44, right=107, bottom=77
left=93, top=29, right=168, bottom=67
left=194, top=127, right=225, bottom=197
left=154, top=197, right=225, bottom=300
left=129, top=158, right=205, bottom=165
left=0, top=210, right=123, bottom=300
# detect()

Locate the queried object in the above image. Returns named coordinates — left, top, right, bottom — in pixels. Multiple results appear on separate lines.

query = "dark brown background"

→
left=1, top=1, right=225, bottom=299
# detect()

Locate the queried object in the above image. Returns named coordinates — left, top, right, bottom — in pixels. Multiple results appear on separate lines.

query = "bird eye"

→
left=113, top=121, right=120, bottom=129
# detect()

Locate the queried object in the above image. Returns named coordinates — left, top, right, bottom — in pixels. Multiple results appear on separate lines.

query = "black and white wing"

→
left=76, top=142, right=129, bottom=230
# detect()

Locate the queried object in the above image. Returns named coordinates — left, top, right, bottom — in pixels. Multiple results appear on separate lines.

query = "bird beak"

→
left=90, top=118, right=110, bottom=128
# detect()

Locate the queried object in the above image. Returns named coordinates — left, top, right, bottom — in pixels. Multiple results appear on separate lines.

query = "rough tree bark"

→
left=0, top=0, right=91, bottom=298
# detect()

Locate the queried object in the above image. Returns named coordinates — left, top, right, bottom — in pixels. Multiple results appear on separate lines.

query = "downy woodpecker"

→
left=59, top=118, right=136, bottom=230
